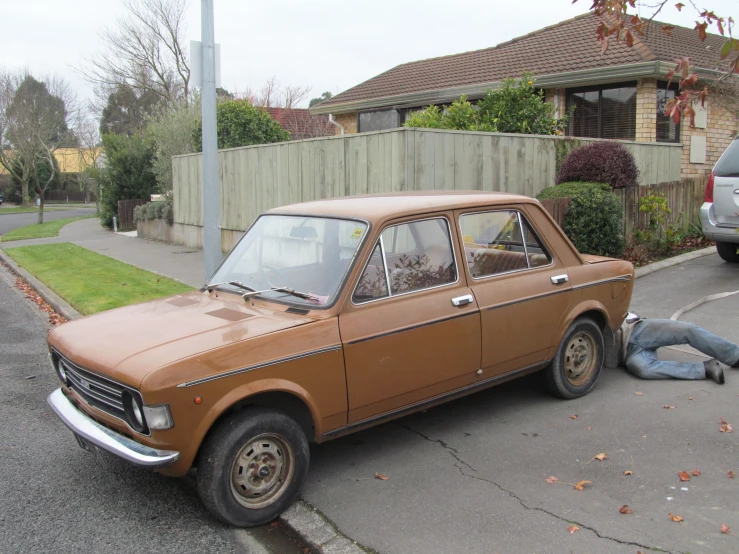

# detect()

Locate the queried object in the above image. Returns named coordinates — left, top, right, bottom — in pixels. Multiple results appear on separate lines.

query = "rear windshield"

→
left=714, top=138, right=739, bottom=177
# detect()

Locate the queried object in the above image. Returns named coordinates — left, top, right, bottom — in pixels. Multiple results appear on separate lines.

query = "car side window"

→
left=460, top=210, right=551, bottom=278
left=353, top=218, right=457, bottom=303
left=352, top=243, right=389, bottom=303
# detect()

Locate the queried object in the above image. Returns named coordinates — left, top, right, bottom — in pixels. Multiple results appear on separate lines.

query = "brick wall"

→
left=680, top=95, right=738, bottom=178
left=332, top=112, right=358, bottom=135
left=635, top=79, right=658, bottom=142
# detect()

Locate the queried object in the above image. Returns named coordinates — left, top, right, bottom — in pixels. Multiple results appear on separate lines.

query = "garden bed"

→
left=623, top=234, right=715, bottom=267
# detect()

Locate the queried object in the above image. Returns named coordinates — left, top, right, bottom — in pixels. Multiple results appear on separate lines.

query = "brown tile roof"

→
left=263, top=107, right=334, bottom=139
left=319, top=13, right=732, bottom=109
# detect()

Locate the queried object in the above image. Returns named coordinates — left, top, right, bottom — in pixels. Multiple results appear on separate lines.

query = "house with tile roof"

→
left=263, top=107, right=335, bottom=140
left=310, top=13, right=738, bottom=180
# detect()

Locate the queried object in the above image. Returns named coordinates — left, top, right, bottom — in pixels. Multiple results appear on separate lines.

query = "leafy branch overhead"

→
left=575, top=0, right=738, bottom=124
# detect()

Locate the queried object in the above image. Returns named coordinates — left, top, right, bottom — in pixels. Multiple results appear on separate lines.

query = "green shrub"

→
left=192, top=99, right=290, bottom=150
left=537, top=182, right=624, bottom=258
left=133, top=199, right=173, bottom=224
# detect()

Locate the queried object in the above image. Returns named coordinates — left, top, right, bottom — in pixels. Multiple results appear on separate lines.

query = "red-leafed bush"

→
left=556, top=141, right=639, bottom=190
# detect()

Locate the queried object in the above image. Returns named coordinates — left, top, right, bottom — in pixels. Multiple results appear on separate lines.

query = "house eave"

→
left=310, top=61, right=727, bottom=115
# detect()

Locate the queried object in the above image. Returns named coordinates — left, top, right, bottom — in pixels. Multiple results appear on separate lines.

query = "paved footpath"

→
left=0, top=218, right=204, bottom=287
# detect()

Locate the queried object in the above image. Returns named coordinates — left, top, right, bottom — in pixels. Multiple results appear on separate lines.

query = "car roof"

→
left=269, top=191, right=536, bottom=225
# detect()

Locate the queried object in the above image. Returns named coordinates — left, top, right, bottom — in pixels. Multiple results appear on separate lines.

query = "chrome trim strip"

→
left=518, top=212, right=531, bottom=268
left=177, top=345, right=343, bottom=388
left=379, top=235, right=392, bottom=294
left=321, top=361, right=549, bottom=440
left=351, top=215, right=460, bottom=306
left=47, top=389, right=179, bottom=469
left=571, top=275, right=633, bottom=290
left=63, top=363, right=122, bottom=397
left=486, top=287, right=570, bottom=311
left=347, top=311, right=478, bottom=345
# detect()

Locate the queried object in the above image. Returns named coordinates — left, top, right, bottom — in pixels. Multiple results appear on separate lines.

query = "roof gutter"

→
left=310, top=61, right=729, bottom=115
left=328, top=114, right=344, bottom=135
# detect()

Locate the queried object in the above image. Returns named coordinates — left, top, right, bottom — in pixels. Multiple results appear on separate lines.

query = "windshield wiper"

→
left=270, top=286, right=321, bottom=303
left=205, top=281, right=258, bottom=293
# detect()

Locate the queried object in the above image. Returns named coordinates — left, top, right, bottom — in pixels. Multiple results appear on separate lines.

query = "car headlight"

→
left=143, top=405, right=174, bottom=430
left=123, top=391, right=148, bottom=434
left=50, top=353, right=68, bottom=386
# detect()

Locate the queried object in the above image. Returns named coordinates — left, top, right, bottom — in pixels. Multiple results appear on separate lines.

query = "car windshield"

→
left=210, top=215, right=368, bottom=306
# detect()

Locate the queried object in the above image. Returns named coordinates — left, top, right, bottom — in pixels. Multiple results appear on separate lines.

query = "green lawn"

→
left=1, top=216, right=95, bottom=242
left=4, top=243, right=193, bottom=314
left=0, top=206, right=74, bottom=215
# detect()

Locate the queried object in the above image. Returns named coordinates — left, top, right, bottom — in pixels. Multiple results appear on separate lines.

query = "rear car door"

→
left=457, top=206, right=572, bottom=378
left=712, top=138, right=739, bottom=227
left=339, top=215, right=482, bottom=423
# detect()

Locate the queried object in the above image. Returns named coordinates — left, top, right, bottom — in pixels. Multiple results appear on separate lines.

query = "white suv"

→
left=700, top=136, right=739, bottom=263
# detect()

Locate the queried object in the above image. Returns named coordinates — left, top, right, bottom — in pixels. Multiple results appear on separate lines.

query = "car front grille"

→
left=55, top=352, right=127, bottom=421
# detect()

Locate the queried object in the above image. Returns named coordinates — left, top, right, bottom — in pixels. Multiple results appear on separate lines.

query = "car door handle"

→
left=551, top=274, right=569, bottom=285
left=451, top=294, right=474, bottom=307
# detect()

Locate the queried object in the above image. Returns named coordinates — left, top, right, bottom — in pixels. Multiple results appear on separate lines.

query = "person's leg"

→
left=631, top=319, right=739, bottom=366
left=625, top=347, right=707, bottom=380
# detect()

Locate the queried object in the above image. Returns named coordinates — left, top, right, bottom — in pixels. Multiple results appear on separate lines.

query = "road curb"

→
left=0, top=248, right=82, bottom=321
left=634, top=246, right=716, bottom=279
left=280, top=500, right=372, bottom=554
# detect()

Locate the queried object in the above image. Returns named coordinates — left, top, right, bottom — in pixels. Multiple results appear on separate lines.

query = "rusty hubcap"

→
left=230, top=433, right=294, bottom=509
left=564, top=331, right=597, bottom=386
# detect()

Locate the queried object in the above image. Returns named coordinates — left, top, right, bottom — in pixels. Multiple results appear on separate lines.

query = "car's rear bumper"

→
left=47, top=388, right=179, bottom=468
left=700, top=203, right=739, bottom=244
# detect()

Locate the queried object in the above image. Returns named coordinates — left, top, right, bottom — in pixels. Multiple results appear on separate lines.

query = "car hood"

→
left=48, top=291, right=317, bottom=388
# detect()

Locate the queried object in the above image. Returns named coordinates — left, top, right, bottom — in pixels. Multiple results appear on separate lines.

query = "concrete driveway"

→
left=302, top=253, right=739, bottom=554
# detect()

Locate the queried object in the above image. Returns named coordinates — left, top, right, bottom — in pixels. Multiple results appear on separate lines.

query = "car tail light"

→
left=705, top=172, right=715, bottom=202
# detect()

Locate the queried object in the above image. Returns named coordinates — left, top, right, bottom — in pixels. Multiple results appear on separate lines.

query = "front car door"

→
left=457, top=205, right=572, bottom=378
left=339, top=214, right=482, bottom=423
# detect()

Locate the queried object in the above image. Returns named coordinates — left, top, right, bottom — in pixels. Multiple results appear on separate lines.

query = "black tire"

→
left=197, top=407, right=309, bottom=527
left=716, top=241, right=739, bottom=263
left=544, top=317, right=604, bottom=399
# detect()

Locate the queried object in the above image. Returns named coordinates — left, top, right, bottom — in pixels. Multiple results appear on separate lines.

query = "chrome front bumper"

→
left=47, top=388, right=179, bottom=468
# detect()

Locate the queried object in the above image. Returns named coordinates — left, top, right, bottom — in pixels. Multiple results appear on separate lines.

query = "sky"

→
left=1, top=0, right=736, bottom=110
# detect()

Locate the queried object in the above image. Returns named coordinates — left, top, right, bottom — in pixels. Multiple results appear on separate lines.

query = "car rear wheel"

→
left=545, top=317, right=604, bottom=399
left=197, top=407, right=309, bottom=527
left=716, top=241, right=739, bottom=263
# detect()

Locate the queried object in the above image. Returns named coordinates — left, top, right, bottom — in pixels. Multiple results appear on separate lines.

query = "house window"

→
left=567, top=83, right=637, bottom=140
left=358, top=109, right=400, bottom=132
left=656, top=82, right=680, bottom=143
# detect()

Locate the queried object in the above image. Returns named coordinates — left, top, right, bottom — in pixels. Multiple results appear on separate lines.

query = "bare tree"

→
left=245, top=77, right=312, bottom=109
left=256, top=76, right=281, bottom=108
left=0, top=70, right=78, bottom=221
left=283, top=85, right=312, bottom=110
left=81, top=0, right=190, bottom=108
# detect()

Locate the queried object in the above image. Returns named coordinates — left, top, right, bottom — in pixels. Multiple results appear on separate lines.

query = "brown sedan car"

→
left=47, top=192, right=633, bottom=526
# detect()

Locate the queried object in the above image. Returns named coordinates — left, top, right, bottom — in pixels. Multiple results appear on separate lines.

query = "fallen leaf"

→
left=668, top=513, right=684, bottom=522
left=721, top=523, right=732, bottom=534
left=663, top=405, right=676, bottom=409
left=586, top=452, right=608, bottom=464
left=678, top=471, right=691, bottom=482
left=375, top=472, right=390, bottom=481
left=692, top=468, right=701, bottom=477
left=121, top=282, right=127, bottom=286
left=567, top=524, right=579, bottom=534
left=688, top=396, right=694, bottom=400
left=587, top=426, right=593, bottom=430
left=157, top=278, right=161, bottom=282
left=545, top=476, right=559, bottom=484
left=619, top=504, right=633, bottom=514
left=635, top=391, right=643, bottom=396
left=570, top=414, right=578, bottom=419
left=624, top=470, right=633, bottom=476
left=720, top=418, right=733, bottom=433
left=574, top=480, right=592, bottom=491
left=728, top=471, right=735, bottom=478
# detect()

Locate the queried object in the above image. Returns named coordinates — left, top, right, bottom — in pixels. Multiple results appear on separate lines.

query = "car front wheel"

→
left=197, top=407, right=309, bottom=527
left=716, top=241, right=739, bottom=263
left=545, top=317, right=604, bottom=399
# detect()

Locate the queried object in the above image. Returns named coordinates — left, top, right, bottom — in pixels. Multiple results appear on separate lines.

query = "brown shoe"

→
left=704, top=359, right=725, bottom=384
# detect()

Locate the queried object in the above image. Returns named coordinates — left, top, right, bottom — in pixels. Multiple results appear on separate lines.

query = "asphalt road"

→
left=0, top=207, right=96, bottom=235
left=0, top=265, right=306, bottom=554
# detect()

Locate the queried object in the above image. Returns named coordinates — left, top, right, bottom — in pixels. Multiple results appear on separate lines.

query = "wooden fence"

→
left=46, top=190, right=97, bottom=203
left=172, top=127, right=683, bottom=234
left=117, top=199, right=145, bottom=231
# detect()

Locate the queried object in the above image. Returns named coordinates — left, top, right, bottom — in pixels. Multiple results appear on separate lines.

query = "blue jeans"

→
left=626, top=319, right=739, bottom=380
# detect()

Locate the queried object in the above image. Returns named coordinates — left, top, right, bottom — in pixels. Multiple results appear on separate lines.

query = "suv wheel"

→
left=197, top=407, right=309, bottom=527
left=544, top=317, right=604, bottom=399
left=716, top=241, right=739, bottom=263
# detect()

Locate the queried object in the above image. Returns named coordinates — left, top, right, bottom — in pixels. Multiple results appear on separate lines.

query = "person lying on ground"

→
left=615, top=313, right=739, bottom=384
